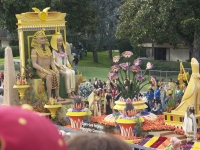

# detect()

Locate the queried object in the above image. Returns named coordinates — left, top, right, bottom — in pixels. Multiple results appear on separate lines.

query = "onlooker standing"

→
left=160, top=86, right=166, bottom=112
left=154, top=85, right=160, bottom=102
left=73, top=55, right=79, bottom=74
left=146, top=88, right=154, bottom=110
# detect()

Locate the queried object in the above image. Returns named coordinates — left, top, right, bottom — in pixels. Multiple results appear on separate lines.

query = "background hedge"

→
left=0, top=46, right=19, bottom=58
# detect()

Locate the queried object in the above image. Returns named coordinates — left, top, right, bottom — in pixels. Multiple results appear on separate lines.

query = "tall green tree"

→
left=0, top=0, right=96, bottom=35
left=116, top=0, right=200, bottom=62
left=87, top=0, right=121, bottom=62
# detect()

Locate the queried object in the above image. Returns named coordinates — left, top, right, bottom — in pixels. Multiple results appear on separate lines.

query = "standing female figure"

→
left=104, top=89, right=113, bottom=115
left=51, top=31, right=76, bottom=98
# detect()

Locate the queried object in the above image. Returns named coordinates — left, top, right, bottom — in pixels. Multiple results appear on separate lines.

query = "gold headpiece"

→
left=31, top=29, right=52, bottom=58
left=50, top=27, right=66, bottom=51
left=33, top=29, right=46, bottom=38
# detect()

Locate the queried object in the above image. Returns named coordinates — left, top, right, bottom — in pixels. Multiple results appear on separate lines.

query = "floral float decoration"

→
left=78, top=82, right=93, bottom=101
left=109, top=51, right=154, bottom=111
left=66, top=96, right=92, bottom=129
left=44, top=97, right=62, bottom=119
left=116, top=100, right=144, bottom=138
left=13, top=71, right=30, bottom=103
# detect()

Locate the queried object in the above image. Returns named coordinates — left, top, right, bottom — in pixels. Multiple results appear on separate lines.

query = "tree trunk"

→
left=93, top=50, right=98, bottom=63
left=109, top=45, right=112, bottom=59
left=193, top=31, right=200, bottom=63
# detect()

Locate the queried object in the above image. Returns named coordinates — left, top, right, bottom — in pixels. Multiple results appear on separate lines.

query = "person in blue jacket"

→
left=154, top=85, right=161, bottom=102
left=146, top=88, right=154, bottom=110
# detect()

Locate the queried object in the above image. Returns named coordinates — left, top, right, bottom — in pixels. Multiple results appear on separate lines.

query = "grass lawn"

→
left=0, top=56, right=20, bottom=66
left=78, top=51, right=119, bottom=82
left=79, top=51, right=119, bottom=68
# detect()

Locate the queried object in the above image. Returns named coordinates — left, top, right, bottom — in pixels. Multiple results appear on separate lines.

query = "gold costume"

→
left=31, top=30, right=59, bottom=89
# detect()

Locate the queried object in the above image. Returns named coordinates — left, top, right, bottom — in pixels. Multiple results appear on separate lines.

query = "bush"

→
left=0, top=46, right=19, bottom=58
left=118, top=39, right=133, bottom=54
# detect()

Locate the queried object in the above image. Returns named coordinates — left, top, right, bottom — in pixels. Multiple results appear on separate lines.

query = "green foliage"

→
left=118, top=39, right=133, bottom=54
left=116, top=0, right=200, bottom=60
left=134, top=116, right=143, bottom=137
left=167, top=98, right=175, bottom=110
left=0, top=0, right=96, bottom=34
left=0, top=46, right=19, bottom=58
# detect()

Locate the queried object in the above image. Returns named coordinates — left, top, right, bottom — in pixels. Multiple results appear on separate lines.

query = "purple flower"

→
left=130, top=65, right=141, bottom=73
left=113, top=56, right=120, bottom=63
left=146, top=62, right=154, bottom=69
left=119, top=63, right=129, bottom=71
left=110, top=64, right=120, bottom=72
left=135, top=75, right=145, bottom=82
left=122, top=51, right=133, bottom=58
left=111, top=73, right=119, bottom=80
left=134, top=59, right=142, bottom=66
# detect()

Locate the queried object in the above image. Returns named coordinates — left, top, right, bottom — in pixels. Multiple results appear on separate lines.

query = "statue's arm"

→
left=31, top=49, right=43, bottom=70
left=65, top=52, right=73, bottom=69
left=52, top=50, right=61, bottom=69
left=50, top=54, right=59, bottom=73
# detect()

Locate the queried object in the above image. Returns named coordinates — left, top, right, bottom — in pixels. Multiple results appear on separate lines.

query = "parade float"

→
left=3, top=7, right=199, bottom=150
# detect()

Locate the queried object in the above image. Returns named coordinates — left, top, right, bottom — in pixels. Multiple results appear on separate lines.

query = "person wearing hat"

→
left=146, top=88, right=154, bottom=110
left=0, top=105, right=67, bottom=150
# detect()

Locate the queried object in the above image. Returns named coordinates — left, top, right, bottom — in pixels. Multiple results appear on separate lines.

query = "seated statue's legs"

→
left=46, top=74, right=53, bottom=99
left=55, top=73, right=64, bottom=101
left=63, top=71, right=73, bottom=99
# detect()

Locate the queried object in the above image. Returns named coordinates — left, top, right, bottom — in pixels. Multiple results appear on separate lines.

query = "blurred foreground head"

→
left=0, top=105, right=67, bottom=150
left=67, top=134, right=132, bottom=150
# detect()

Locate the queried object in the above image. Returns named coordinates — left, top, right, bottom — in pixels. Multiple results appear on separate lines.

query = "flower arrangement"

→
left=68, top=96, right=89, bottom=112
left=78, top=82, right=93, bottom=99
left=23, top=59, right=39, bottom=79
left=118, top=99, right=136, bottom=120
left=15, top=74, right=28, bottom=85
left=47, top=97, right=61, bottom=105
left=108, top=51, right=154, bottom=99
left=166, top=97, right=175, bottom=113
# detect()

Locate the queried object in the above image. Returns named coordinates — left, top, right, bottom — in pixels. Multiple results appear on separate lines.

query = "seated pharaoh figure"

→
left=50, top=31, right=76, bottom=98
left=31, top=29, right=64, bottom=101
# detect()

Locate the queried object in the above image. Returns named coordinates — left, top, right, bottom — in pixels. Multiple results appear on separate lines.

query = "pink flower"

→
left=134, top=59, right=142, bottom=66
left=122, top=51, right=133, bottom=58
left=126, top=98, right=132, bottom=103
left=110, top=64, right=120, bottom=72
left=151, top=76, right=157, bottom=85
left=108, top=72, right=114, bottom=80
left=119, top=63, right=129, bottom=71
left=130, top=65, right=141, bottom=72
left=146, top=62, right=154, bottom=69
left=113, top=56, right=120, bottom=63
left=108, top=72, right=119, bottom=80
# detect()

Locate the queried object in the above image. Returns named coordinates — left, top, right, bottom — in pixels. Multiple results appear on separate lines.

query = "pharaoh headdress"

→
left=31, top=29, right=52, bottom=58
left=50, top=27, right=66, bottom=51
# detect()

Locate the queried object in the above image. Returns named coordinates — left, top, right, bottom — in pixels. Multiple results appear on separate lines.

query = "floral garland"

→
left=55, top=51, right=67, bottom=57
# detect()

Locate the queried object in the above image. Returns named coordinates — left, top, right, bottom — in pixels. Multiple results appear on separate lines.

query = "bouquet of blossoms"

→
left=108, top=51, right=154, bottom=99
left=68, top=96, right=89, bottom=112
left=78, top=82, right=93, bottom=99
